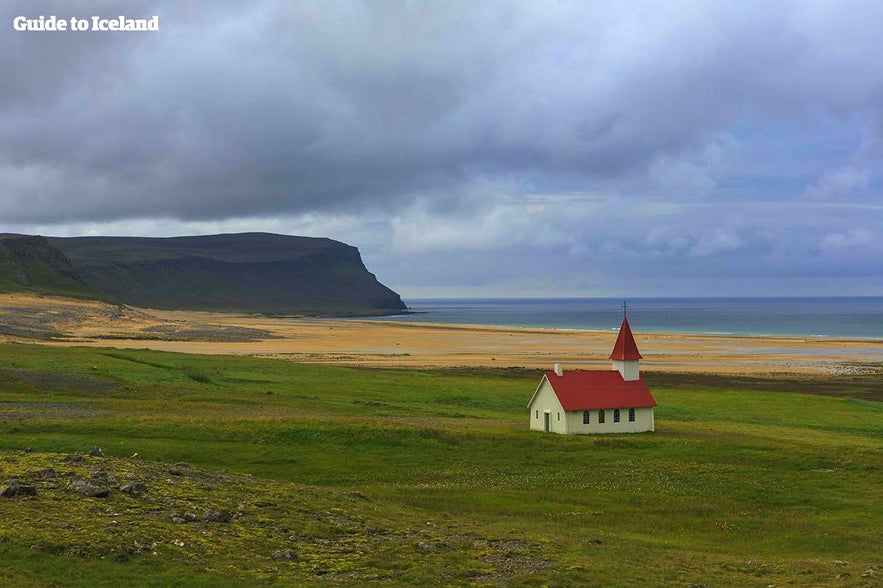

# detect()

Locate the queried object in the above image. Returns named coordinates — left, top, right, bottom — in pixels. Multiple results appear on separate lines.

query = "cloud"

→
left=820, top=227, right=874, bottom=247
left=804, top=167, right=872, bottom=200
left=1, top=1, right=883, bottom=294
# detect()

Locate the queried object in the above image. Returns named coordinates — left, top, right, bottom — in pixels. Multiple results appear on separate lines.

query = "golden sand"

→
left=2, top=293, right=880, bottom=375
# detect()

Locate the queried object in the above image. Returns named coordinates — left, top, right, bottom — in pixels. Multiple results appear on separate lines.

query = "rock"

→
left=174, top=462, right=190, bottom=468
left=688, top=584, right=708, bottom=588
left=204, top=509, right=231, bottom=523
left=63, top=454, right=84, bottom=463
left=66, top=478, right=110, bottom=498
left=271, top=549, right=298, bottom=561
left=863, top=569, right=878, bottom=578
left=30, top=468, right=58, bottom=479
left=1, top=481, right=37, bottom=498
left=170, top=512, right=198, bottom=523
left=89, top=447, right=105, bottom=458
left=120, top=482, right=147, bottom=496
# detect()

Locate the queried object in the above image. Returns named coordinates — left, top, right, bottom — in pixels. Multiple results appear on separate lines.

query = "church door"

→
left=544, top=412, right=551, bottom=432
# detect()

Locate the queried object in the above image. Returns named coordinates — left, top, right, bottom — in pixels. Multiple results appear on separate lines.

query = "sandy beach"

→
left=1, top=293, right=880, bottom=376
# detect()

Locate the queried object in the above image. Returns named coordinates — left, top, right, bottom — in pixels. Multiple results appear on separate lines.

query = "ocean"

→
left=367, top=297, right=883, bottom=339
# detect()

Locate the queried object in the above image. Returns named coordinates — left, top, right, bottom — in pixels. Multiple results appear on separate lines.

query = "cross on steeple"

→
left=622, top=301, right=628, bottom=317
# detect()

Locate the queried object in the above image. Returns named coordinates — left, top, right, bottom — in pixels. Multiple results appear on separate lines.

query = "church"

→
left=527, top=311, right=656, bottom=434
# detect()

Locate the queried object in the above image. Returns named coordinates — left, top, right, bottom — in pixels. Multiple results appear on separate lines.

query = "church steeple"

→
left=610, top=303, right=642, bottom=380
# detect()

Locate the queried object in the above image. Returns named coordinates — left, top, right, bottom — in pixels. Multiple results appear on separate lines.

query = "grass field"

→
left=0, top=344, right=880, bottom=586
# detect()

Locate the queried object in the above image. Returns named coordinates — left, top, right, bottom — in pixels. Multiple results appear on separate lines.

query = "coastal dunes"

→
left=2, top=293, right=880, bottom=377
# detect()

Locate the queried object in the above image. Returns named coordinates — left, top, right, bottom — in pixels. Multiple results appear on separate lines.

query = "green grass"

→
left=0, top=344, right=881, bottom=586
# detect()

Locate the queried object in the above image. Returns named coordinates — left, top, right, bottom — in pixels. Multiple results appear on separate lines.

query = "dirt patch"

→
left=0, top=401, right=105, bottom=421
left=644, top=369, right=883, bottom=402
left=470, top=538, right=547, bottom=585
left=0, top=368, right=119, bottom=394
left=138, top=324, right=274, bottom=342
left=0, top=294, right=273, bottom=343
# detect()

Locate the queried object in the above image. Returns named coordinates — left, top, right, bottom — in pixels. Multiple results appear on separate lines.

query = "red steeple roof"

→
left=609, top=316, right=642, bottom=360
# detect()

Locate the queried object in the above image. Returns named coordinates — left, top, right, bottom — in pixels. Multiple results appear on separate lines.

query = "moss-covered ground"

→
left=0, top=344, right=880, bottom=586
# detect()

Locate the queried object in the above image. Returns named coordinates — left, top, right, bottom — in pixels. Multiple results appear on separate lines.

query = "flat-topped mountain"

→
left=0, top=232, right=405, bottom=316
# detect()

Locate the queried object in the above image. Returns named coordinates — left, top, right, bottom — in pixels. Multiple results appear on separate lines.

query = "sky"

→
left=3, top=1, right=883, bottom=298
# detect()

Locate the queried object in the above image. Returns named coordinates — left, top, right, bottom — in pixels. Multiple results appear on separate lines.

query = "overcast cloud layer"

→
left=3, top=1, right=883, bottom=296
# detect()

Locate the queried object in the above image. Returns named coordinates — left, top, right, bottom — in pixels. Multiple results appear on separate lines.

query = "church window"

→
left=536, top=410, right=539, bottom=419
left=557, top=412, right=560, bottom=421
left=583, top=410, right=590, bottom=424
left=614, top=409, right=620, bottom=423
left=598, top=410, right=605, bottom=424
left=628, top=408, right=635, bottom=422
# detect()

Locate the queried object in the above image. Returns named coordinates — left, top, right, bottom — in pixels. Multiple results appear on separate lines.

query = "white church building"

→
left=527, top=313, right=656, bottom=434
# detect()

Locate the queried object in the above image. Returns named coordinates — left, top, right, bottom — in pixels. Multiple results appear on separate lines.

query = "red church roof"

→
left=609, top=316, right=643, bottom=360
left=543, top=371, right=656, bottom=410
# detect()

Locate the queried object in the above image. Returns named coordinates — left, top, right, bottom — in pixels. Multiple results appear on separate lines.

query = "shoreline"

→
left=345, top=317, right=883, bottom=343
left=2, top=293, right=881, bottom=376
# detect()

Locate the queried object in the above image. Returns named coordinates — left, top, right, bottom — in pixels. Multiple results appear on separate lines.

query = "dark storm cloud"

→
left=3, top=1, right=883, bottom=295
left=3, top=0, right=882, bottom=224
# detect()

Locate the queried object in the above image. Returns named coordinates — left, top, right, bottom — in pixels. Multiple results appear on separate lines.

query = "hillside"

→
left=0, top=235, right=107, bottom=301
left=2, top=233, right=404, bottom=315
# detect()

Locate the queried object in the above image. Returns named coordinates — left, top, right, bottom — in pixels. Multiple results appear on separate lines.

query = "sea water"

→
left=367, top=297, right=883, bottom=339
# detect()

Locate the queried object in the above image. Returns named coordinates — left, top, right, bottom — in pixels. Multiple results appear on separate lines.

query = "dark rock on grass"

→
left=66, top=478, right=110, bottom=498
left=120, top=482, right=147, bottom=496
left=170, top=512, right=198, bottom=524
left=174, top=462, right=190, bottom=468
left=30, top=468, right=58, bottom=479
left=89, top=469, right=117, bottom=484
left=89, top=447, right=105, bottom=458
left=271, top=549, right=298, bottom=561
left=63, top=454, right=84, bottom=463
left=1, top=480, right=37, bottom=498
left=204, top=509, right=232, bottom=523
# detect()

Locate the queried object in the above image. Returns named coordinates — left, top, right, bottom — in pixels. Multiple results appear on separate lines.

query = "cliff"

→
left=0, top=235, right=107, bottom=300
left=0, top=233, right=405, bottom=315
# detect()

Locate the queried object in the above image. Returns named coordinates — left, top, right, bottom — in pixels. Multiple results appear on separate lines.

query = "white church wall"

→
left=528, top=379, right=567, bottom=434
left=564, top=407, right=654, bottom=434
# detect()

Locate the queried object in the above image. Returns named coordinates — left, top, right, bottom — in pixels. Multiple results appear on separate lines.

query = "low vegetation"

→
left=0, top=344, right=880, bottom=586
